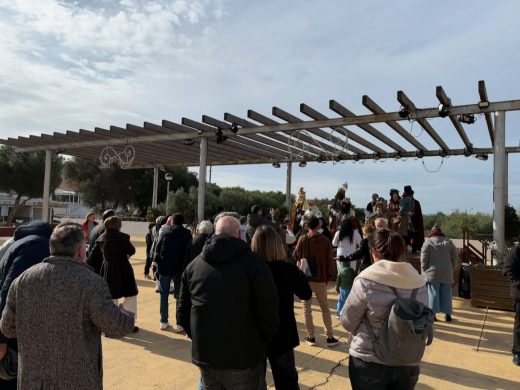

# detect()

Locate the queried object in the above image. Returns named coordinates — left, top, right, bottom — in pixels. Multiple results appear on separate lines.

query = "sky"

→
left=1, top=0, right=520, bottom=214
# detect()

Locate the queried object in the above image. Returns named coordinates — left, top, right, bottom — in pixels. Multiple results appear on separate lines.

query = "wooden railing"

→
left=462, top=227, right=492, bottom=266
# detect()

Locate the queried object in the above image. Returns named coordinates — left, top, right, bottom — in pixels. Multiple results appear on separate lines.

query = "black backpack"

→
left=364, top=287, right=435, bottom=366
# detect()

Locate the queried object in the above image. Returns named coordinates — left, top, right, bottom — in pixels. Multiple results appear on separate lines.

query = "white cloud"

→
left=1, top=0, right=520, bottom=213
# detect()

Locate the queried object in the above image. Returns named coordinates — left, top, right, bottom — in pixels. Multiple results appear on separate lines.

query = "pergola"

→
left=2, top=80, right=519, bottom=262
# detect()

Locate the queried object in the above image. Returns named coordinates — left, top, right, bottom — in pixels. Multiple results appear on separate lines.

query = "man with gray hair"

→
left=0, top=222, right=134, bottom=389
left=177, top=215, right=279, bottom=389
left=375, top=217, right=389, bottom=229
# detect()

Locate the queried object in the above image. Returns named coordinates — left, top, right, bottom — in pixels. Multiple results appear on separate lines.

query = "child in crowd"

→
left=336, top=263, right=357, bottom=318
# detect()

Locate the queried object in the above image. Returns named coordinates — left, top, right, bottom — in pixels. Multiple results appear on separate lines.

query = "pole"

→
left=42, top=150, right=52, bottom=223
left=198, top=137, right=208, bottom=221
left=493, top=111, right=506, bottom=265
left=152, top=167, right=159, bottom=208
left=286, top=161, right=292, bottom=210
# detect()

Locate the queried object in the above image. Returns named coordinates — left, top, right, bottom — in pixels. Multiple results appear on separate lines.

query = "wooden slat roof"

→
left=2, top=80, right=520, bottom=168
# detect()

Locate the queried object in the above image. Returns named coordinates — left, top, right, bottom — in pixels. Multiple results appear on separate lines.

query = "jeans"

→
left=514, top=300, right=520, bottom=354
left=302, top=282, right=334, bottom=338
left=199, top=362, right=266, bottom=390
left=349, top=356, right=420, bottom=390
left=427, top=282, right=453, bottom=315
left=336, top=288, right=350, bottom=316
left=267, top=350, right=299, bottom=390
left=159, top=274, right=181, bottom=324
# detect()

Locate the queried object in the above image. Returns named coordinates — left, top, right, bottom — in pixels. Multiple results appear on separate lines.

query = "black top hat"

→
left=403, top=185, right=414, bottom=195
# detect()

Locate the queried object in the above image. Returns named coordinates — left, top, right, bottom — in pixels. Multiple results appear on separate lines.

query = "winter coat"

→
left=266, top=260, right=311, bottom=356
left=87, top=223, right=105, bottom=256
left=293, top=231, right=336, bottom=283
left=504, top=245, right=520, bottom=301
left=82, top=220, right=99, bottom=241
left=0, top=256, right=135, bottom=389
left=154, top=224, right=192, bottom=276
left=420, top=236, right=458, bottom=284
left=341, top=260, right=428, bottom=365
left=97, top=229, right=138, bottom=299
left=183, top=233, right=210, bottom=270
left=343, top=238, right=372, bottom=272
left=0, top=221, right=52, bottom=344
left=177, top=234, right=279, bottom=369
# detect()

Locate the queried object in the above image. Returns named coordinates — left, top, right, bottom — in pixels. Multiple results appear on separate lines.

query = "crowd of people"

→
left=0, top=182, right=519, bottom=389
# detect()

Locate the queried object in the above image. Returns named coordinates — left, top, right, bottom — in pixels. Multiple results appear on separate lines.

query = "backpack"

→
left=363, top=287, right=434, bottom=366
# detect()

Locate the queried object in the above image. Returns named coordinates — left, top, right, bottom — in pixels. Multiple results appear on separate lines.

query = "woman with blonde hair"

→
left=251, top=225, right=311, bottom=390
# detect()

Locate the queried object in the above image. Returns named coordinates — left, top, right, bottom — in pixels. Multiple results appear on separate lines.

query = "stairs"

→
left=461, top=227, right=491, bottom=265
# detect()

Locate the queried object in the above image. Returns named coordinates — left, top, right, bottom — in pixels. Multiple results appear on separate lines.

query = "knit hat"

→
left=358, top=260, right=426, bottom=289
left=389, top=188, right=399, bottom=197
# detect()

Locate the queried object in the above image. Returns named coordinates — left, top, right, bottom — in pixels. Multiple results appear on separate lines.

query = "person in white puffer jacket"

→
left=420, top=224, right=458, bottom=322
left=341, top=228, right=428, bottom=390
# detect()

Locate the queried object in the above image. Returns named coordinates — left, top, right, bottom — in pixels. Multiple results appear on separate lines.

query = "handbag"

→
left=302, top=235, right=318, bottom=278
left=0, top=346, right=17, bottom=380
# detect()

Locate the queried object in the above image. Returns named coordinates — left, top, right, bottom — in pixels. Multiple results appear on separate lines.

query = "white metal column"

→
left=286, top=161, right=292, bottom=210
left=152, top=167, right=159, bottom=208
left=493, top=111, right=506, bottom=265
left=42, top=150, right=52, bottom=223
left=198, top=137, right=208, bottom=221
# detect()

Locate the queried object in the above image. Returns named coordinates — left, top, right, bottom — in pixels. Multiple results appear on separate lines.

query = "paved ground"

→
left=1, top=235, right=517, bottom=388
left=102, top=237, right=518, bottom=389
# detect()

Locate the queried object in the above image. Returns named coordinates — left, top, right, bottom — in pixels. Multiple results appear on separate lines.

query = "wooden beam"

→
left=7, top=99, right=520, bottom=153
left=328, top=100, right=406, bottom=153
left=299, top=103, right=385, bottom=154
left=436, top=86, right=473, bottom=150
left=362, top=95, right=427, bottom=151
left=478, top=80, right=494, bottom=146
left=397, top=90, right=449, bottom=151
left=272, top=106, right=365, bottom=155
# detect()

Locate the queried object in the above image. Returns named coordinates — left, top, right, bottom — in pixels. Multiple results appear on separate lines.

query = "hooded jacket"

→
left=341, top=260, right=428, bottom=365
left=420, top=236, right=458, bottom=284
left=0, top=221, right=52, bottom=344
left=177, top=234, right=279, bottom=369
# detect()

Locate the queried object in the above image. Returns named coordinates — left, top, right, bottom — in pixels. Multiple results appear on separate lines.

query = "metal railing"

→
left=462, top=227, right=492, bottom=266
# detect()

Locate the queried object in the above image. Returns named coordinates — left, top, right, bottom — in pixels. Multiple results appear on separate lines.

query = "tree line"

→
left=0, top=146, right=519, bottom=247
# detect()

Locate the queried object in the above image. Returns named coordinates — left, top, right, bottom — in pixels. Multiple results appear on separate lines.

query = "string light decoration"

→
left=99, top=145, right=136, bottom=168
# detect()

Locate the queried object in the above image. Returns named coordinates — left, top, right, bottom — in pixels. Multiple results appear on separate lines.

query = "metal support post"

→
left=42, top=150, right=52, bottom=223
left=152, top=167, right=159, bottom=208
left=286, top=161, right=292, bottom=210
left=198, top=137, right=208, bottom=221
left=493, top=111, right=506, bottom=265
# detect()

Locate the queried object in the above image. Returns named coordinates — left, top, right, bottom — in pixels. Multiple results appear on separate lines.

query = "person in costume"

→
left=387, top=189, right=409, bottom=241
left=403, top=185, right=424, bottom=253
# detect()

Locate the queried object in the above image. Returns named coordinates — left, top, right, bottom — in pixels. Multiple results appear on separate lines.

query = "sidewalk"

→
left=101, top=237, right=518, bottom=389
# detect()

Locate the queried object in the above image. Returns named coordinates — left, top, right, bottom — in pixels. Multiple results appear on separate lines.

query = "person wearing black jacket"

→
left=504, top=245, right=520, bottom=366
left=251, top=225, right=311, bottom=390
left=183, top=220, right=213, bottom=270
left=0, top=220, right=52, bottom=389
left=340, top=224, right=375, bottom=272
left=87, top=209, right=115, bottom=256
left=177, top=216, right=279, bottom=389
left=154, top=213, right=192, bottom=332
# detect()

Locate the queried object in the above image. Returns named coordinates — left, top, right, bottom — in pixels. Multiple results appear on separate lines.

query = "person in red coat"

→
left=82, top=212, right=98, bottom=242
